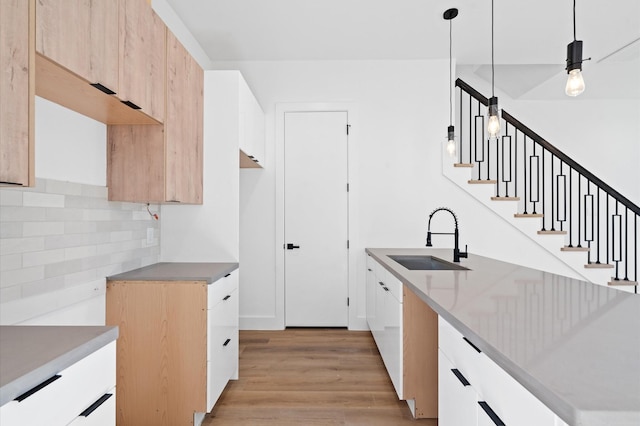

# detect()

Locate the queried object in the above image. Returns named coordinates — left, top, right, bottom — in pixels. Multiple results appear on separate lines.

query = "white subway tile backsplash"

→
left=65, top=245, right=97, bottom=260
left=1, top=206, right=46, bottom=222
left=23, top=221, right=65, bottom=237
left=0, top=254, right=22, bottom=272
left=23, top=192, right=65, bottom=208
left=0, top=178, right=160, bottom=323
left=23, top=248, right=65, bottom=267
left=1, top=237, right=45, bottom=255
left=0, top=266, right=45, bottom=287
left=0, top=190, right=23, bottom=206
left=45, top=180, right=82, bottom=196
left=0, top=222, right=22, bottom=239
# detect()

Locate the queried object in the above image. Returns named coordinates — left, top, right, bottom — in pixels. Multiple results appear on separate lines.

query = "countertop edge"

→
left=106, top=262, right=239, bottom=284
left=0, top=326, right=119, bottom=407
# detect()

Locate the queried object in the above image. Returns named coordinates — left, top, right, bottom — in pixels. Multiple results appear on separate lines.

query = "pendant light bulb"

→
left=446, top=125, right=456, bottom=158
left=487, top=96, right=500, bottom=138
left=565, top=69, right=585, bottom=96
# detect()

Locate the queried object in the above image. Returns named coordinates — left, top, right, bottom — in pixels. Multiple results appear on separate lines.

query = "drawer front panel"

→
left=68, top=387, right=116, bottom=426
left=208, top=271, right=238, bottom=309
left=0, top=341, right=116, bottom=426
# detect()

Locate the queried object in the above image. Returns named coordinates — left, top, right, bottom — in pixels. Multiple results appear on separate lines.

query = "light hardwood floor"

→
left=203, top=328, right=437, bottom=425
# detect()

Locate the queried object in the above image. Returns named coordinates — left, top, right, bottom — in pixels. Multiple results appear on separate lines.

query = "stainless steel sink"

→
left=388, top=255, right=469, bottom=271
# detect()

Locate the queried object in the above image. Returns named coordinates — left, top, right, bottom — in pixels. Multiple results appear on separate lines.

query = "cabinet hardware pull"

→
left=79, top=393, right=113, bottom=417
left=253, top=158, right=259, bottom=163
left=15, top=375, right=62, bottom=402
left=463, top=337, right=482, bottom=353
left=223, top=295, right=231, bottom=301
left=224, top=273, right=231, bottom=277
left=223, top=338, right=231, bottom=347
left=451, top=369, right=471, bottom=386
left=121, top=100, right=141, bottom=110
left=478, top=401, right=506, bottom=425
left=383, top=286, right=389, bottom=292
left=90, top=83, right=116, bottom=95
left=0, top=181, right=23, bottom=186
left=367, top=268, right=372, bottom=271
left=378, top=281, right=384, bottom=286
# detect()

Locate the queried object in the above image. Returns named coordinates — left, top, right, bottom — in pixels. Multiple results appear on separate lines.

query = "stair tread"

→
left=454, top=163, right=474, bottom=168
left=561, top=246, right=590, bottom=252
left=584, top=263, right=614, bottom=269
left=537, top=230, right=567, bottom=235
left=491, top=196, right=520, bottom=201
left=608, top=279, right=638, bottom=286
left=468, top=179, right=498, bottom=184
left=514, top=213, right=544, bottom=218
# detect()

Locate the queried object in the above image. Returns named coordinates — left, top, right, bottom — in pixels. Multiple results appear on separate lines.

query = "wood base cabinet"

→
left=365, top=254, right=438, bottom=419
left=106, top=271, right=238, bottom=426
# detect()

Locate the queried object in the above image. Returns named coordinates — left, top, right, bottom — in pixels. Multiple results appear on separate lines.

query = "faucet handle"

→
left=460, top=244, right=469, bottom=258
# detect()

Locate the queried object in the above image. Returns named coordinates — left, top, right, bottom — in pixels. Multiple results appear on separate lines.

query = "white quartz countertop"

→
left=0, top=325, right=118, bottom=406
left=366, top=248, right=640, bottom=426
left=107, top=262, right=238, bottom=283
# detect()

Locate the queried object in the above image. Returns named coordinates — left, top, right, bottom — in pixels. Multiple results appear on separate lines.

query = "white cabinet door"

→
left=238, top=76, right=264, bottom=166
left=366, top=255, right=377, bottom=332
left=384, top=287, right=403, bottom=399
left=438, top=349, right=477, bottom=426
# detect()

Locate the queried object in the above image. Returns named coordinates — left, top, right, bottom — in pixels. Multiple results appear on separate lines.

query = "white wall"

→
left=212, top=60, right=578, bottom=331
left=161, top=71, right=240, bottom=262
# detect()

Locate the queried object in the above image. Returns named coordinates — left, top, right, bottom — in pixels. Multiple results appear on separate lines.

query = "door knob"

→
left=286, top=243, right=300, bottom=250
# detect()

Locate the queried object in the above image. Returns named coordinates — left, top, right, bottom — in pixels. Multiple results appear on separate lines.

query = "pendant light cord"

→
left=573, top=0, right=577, bottom=41
left=449, top=18, right=453, bottom=126
left=491, top=0, right=495, bottom=97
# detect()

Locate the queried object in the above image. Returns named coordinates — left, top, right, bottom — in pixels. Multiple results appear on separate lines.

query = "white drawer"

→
left=374, top=262, right=402, bottom=303
left=0, top=341, right=116, bottom=426
left=207, top=287, right=238, bottom=360
left=208, top=270, right=238, bottom=309
left=438, top=316, right=484, bottom=388
left=68, top=387, right=116, bottom=426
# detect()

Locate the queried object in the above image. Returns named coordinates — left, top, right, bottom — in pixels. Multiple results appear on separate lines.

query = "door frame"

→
left=275, top=102, right=360, bottom=330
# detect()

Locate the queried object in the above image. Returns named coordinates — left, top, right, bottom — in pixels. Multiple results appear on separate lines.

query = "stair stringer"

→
left=442, top=154, right=614, bottom=286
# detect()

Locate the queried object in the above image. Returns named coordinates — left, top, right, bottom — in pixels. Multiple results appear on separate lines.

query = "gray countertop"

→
left=0, top=325, right=118, bottom=406
left=366, top=248, right=640, bottom=426
left=107, top=262, right=238, bottom=283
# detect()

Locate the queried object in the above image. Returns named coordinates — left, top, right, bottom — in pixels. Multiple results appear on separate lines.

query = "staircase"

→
left=444, top=79, right=638, bottom=294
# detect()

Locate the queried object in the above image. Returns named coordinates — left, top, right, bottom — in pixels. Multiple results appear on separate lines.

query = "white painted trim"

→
left=275, top=102, right=359, bottom=330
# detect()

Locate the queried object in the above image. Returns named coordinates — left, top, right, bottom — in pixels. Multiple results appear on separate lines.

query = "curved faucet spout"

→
left=426, top=207, right=467, bottom=262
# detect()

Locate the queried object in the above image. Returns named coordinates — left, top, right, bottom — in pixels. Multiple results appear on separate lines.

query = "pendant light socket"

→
left=443, top=8, right=458, bottom=20
left=566, top=40, right=583, bottom=72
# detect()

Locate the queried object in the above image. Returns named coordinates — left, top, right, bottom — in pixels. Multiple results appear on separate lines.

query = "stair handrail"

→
left=455, top=78, right=640, bottom=216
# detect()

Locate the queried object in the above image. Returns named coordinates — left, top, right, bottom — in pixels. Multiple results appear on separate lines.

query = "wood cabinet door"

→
left=0, top=0, right=34, bottom=186
left=118, top=0, right=166, bottom=123
left=36, top=0, right=118, bottom=94
left=164, top=31, right=203, bottom=203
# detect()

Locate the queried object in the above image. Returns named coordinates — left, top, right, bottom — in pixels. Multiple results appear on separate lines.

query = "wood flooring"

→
left=202, top=328, right=437, bottom=425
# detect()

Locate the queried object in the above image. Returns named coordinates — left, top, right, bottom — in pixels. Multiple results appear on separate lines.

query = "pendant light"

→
left=444, top=8, right=458, bottom=158
left=565, top=0, right=585, bottom=96
left=487, top=0, right=500, bottom=139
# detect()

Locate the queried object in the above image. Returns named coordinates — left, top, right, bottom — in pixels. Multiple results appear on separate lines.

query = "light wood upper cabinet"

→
left=108, top=33, right=203, bottom=204
left=118, top=0, right=166, bottom=123
left=0, top=0, right=35, bottom=187
left=36, top=0, right=118, bottom=94
left=165, top=31, right=203, bottom=203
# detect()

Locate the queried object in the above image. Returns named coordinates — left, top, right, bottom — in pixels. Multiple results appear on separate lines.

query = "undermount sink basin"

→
left=388, top=255, right=469, bottom=271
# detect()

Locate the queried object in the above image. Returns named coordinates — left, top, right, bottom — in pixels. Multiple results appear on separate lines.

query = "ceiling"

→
left=163, top=0, right=640, bottom=99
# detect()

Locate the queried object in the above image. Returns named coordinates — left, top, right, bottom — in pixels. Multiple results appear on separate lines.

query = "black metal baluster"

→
left=596, top=188, right=601, bottom=264
left=606, top=194, right=610, bottom=265
left=568, top=167, right=573, bottom=246
left=523, top=134, right=528, bottom=214
left=585, top=182, right=593, bottom=263
left=514, top=130, right=518, bottom=200
left=624, top=208, right=628, bottom=281
left=469, top=93, right=473, bottom=164
left=578, top=174, right=582, bottom=248
left=557, top=162, right=566, bottom=232
left=459, top=88, right=463, bottom=164
left=541, top=148, right=546, bottom=230
left=551, top=153, right=555, bottom=231
left=612, top=202, right=620, bottom=280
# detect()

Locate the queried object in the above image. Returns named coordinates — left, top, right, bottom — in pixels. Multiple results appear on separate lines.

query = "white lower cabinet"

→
left=0, top=341, right=116, bottom=426
left=206, top=270, right=239, bottom=411
left=438, top=316, right=566, bottom=426
left=366, top=255, right=403, bottom=398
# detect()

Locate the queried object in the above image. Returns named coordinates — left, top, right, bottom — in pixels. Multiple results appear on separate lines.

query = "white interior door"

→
left=284, top=111, right=349, bottom=326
